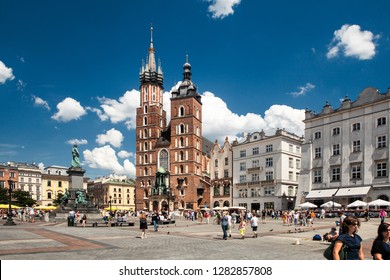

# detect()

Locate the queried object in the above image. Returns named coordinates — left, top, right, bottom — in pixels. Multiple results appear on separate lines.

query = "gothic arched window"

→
left=159, top=149, right=169, bottom=171
left=179, top=106, right=185, bottom=116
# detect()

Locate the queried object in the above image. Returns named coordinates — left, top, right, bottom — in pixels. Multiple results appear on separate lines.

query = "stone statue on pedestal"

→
left=71, top=144, right=81, bottom=168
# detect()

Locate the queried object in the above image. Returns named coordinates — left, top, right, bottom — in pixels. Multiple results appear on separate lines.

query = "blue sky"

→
left=1, top=0, right=389, bottom=179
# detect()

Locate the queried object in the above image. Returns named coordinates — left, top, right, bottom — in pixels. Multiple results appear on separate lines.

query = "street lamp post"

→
left=166, top=188, right=170, bottom=215
left=109, top=195, right=112, bottom=214
left=332, top=194, right=336, bottom=213
left=4, top=179, right=16, bottom=226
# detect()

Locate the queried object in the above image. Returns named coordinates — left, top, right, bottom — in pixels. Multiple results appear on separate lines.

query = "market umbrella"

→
left=367, top=199, right=390, bottom=207
left=103, top=206, right=131, bottom=211
left=346, top=200, right=367, bottom=208
left=0, top=204, right=20, bottom=209
left=320, top=201, right=342, bottom=208
left=34, top=205, right=57, bottom=210
left=297, top=202, right=318, bottom=208
left=229, top=206, right=246, bottom=210
left=212, top=206, right=222, bottom=210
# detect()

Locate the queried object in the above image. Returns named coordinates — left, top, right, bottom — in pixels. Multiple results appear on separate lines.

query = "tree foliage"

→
left=0, top=188, right=36, bottom=207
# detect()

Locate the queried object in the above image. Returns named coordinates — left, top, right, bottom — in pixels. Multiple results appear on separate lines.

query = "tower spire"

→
left=148, top=24, right=156, bottom=71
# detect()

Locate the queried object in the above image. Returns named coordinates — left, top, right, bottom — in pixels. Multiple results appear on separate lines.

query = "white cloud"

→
left=83, top=145, right=135, bottom=176
left=96, top=128, right=124, bottom=148
left=0, top=60, right=15, bottom=84
left=327, top=24, right=379, bottom=60
left=52, top=97, right=87, bottom=122
left=92, top=85, right=304, bottom=144
left=17, top=79, right=26, bottom=91
left=288, top=83, right=315, bottom=97
left=207, top=0, right=241, bottom=19
left=66, top=139, right=88, bottom=145
left=32, top=95, right=50, bottom=110
left=201, top=91, right=305, bottom=142
left=263, top=105, right=305, bottom=137
left=38, top=162, right=45, bottom=171
left=118, top=150, right=133, bottom=159
left=95, top=89, right=139, bottom=128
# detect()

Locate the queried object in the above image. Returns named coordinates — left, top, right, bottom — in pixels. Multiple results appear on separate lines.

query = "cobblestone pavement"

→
left=0, top=216, right=381, bottom=260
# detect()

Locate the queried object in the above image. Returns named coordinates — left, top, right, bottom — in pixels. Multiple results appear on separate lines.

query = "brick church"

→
left=135, top=28, right=212, bottom=212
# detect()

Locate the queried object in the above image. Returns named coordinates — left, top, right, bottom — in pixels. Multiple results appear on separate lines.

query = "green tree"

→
left=12, top=190, right=36, bottom=207
left=52, top=193, right=64, bottom=206
left=0, top=188, right=8, bottom=204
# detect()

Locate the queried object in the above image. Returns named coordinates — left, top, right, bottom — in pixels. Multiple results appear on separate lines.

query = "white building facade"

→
left=232, top=129, right=303, bottom=212
left=210, top=137, right=233, bottom=208
left=17, top=163, right=42, bottom=201
left=296, top=87, right=390, bottom=207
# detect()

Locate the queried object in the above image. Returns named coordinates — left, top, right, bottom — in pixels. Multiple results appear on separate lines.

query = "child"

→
left=239, top=219, right=246, bottom=239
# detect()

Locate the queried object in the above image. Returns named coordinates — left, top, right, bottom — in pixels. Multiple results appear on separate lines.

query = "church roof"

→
left=202, top=137, right=213, bottom=157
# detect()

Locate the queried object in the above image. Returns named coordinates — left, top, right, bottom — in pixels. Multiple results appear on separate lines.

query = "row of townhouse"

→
left=209, top=87, right=390, bottom=212
left=210, top=129, right=303, bottom=213
left=87, top=175, right=136, bottom=211
left=0, top=162, right=136, bottom=210
left=296, top=87, right=390, bottom=208
left=0, top=163, right=88, bottom=206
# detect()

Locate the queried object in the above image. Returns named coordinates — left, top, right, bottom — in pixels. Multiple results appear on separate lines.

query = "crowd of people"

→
left=11, top=203, right=387, bottom=260
left=0, top=206, right=48, bottom=223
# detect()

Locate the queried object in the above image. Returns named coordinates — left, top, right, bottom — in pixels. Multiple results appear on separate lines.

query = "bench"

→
left=159, top=220, right=176, bottom=225
left=112, top=221, right=135, bottom=227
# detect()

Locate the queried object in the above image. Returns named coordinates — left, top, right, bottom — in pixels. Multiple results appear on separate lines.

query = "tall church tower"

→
left=169, top=56, right=206, bottom=210
left=135, top=27, right=166, bottom=210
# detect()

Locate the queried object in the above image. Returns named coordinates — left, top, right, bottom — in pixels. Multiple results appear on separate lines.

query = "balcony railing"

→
left=247, top=166, right=263, bottom=173
left=261, top=179, right=275, bottom=185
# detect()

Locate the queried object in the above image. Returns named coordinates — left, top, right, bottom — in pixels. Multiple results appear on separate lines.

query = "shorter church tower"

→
left=169, top=56, right=208, bottom=210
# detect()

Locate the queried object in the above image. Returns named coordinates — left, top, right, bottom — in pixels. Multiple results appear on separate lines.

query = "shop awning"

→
left=305, top=188, right=339, bottom=199
left=334, top=186, right=371, bottom=197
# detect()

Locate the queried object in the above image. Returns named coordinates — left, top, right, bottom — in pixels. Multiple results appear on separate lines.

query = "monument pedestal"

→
left=55, top=166, right=100, bottom=219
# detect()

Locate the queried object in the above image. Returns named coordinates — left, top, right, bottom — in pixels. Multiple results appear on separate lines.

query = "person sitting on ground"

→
left=323, top=226, right=339, bottom=242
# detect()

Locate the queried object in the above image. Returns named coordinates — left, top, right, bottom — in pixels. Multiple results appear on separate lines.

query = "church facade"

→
left=135, top=28, right=212, bottom=212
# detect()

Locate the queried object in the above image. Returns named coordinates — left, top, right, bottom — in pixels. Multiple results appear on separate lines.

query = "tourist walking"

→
left=226, top=211, right=232, bottom=237
left=139, top=211, right=148, bottom=238
left=151, top=211, right=160, bottom=232
left=204, top=211, right=210, bottom=224
left=261, top=209, right=266, bottom=223
left=333, top=216, right=364, bottom=260
left=379, top=209, right=387, bottom=224
left=238, top=219, right=246, bottom=239
left=221, top=212, right=229, bottom=240
left=197, top=210, right=203, bottom=223
left=251, top=214, right=259, bottom=238
left=370, top=222, right=390, bottom=260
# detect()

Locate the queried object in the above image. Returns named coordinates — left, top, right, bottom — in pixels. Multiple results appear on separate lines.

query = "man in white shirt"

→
left=251, top=214, right=259, bottom=238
